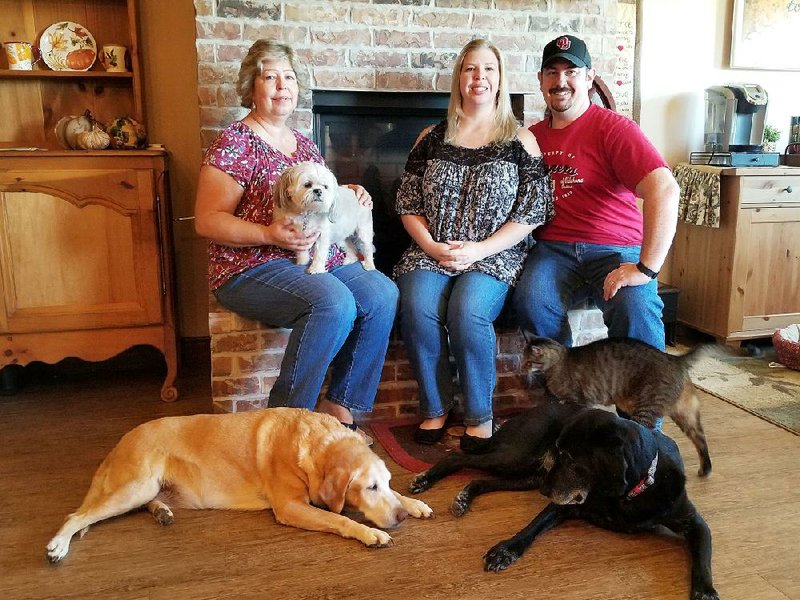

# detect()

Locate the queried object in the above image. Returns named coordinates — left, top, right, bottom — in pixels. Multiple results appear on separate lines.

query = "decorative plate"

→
left=39, top=21, right=97, bottom=71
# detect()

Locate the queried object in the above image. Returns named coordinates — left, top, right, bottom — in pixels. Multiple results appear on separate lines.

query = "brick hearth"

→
left=209, top=294, right=549, bottom=417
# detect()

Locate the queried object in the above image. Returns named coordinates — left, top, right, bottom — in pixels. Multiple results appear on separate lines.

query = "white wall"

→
left=638, top=0, right=800, bottom=166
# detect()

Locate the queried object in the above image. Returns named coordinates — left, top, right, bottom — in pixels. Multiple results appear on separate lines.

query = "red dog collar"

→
left=626, top=452, right=658, bottom=500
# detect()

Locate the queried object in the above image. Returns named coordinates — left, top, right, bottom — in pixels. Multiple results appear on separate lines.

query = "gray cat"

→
left=523, top=336, right=712, bottom=477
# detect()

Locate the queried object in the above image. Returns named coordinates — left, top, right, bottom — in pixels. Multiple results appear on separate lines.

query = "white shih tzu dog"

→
left=272, top=162, right=376, bottom=274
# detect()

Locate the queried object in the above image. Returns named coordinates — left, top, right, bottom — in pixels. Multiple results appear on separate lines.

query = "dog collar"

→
left=626, top=452, right=658, bottom=500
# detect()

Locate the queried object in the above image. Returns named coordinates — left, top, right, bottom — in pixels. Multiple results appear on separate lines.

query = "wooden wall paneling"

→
left=0, top=80, right=46, bottom=146
left=39, top=79, right=136, bottom=148
left=0, top=1, right=33, bottom=68
left=126, top=0, right=142, bottom=121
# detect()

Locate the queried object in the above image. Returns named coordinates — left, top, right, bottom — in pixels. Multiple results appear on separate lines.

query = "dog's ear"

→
left=592, top=427, right=632, bottom=496
left=272, top=167, right=294, bottom=212
left=323, top=168, right=342, bottom=223
left=319, top=467, right=355, bottom=514
left=607, top=440, right=630, bottom=496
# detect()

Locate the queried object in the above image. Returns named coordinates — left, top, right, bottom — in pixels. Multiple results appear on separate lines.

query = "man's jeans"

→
left=215, top=259, right=398, bottom=412
left=513, top=241, right=665, bottom=351
left=398, top=269, right=510, bottom=426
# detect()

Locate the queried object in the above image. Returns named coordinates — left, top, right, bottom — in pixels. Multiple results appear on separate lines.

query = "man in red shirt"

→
left=513, top=35, right=679, bottom=350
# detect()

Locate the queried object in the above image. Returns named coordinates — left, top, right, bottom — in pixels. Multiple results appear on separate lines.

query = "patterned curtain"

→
left=674, top=163, right=721, bottom=228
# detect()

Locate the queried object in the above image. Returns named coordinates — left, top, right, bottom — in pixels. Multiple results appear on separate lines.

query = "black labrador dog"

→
left=410, top=403, right=718, bottom=600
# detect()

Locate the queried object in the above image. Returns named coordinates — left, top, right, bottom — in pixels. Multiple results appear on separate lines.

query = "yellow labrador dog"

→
left=47, top=408, right=432, bottom=562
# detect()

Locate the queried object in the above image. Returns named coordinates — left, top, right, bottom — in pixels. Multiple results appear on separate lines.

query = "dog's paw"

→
left=691, top=585, right=719, bottom=600
left=46, top=535, right=70, bottom=563
left=361, top=258, right=376, bottom=271
left=153, top=506, right=174, bottom=526
left=409, top=473, right=432, bottom=494
left=361, top=527, right=393, bottom=548
left=307, top=263, right=327, bottom=274
left=403, top=497, right=434, bottom=519
left=483, top=541, right=521, bottom=572
left=450, top=490, right=471, bottom=517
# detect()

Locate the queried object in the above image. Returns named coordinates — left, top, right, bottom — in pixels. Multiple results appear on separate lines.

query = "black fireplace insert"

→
left=312, top=90, right=449, bottom=275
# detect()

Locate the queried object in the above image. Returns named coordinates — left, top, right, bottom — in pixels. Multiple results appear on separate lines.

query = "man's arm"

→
left=603, top=166, right=679, bottom=300
left=636, top=166, right=680, bottom=274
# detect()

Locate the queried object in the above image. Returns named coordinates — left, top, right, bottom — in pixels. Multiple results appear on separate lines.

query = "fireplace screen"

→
left=313, top=91, right=449, bottom=275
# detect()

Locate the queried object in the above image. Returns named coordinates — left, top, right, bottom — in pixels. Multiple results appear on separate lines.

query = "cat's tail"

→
left=674, top=343, right=713, bottom=367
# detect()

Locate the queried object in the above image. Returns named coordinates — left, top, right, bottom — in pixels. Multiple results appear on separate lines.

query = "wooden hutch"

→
left=0, top=0, right=178, bottom=400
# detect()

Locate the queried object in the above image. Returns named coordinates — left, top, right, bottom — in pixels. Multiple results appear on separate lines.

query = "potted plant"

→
left=763, top=125, right=780, bottom=153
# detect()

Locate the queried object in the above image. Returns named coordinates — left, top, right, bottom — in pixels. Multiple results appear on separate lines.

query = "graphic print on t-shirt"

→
left=543, top=149, right=583, bottom=201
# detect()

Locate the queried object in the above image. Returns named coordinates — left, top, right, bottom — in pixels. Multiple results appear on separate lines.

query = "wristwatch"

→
left=636, top=261, right=659, bottom=279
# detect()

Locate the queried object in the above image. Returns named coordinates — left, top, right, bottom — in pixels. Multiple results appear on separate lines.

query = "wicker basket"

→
left=773, top=325, right=800, bottom=371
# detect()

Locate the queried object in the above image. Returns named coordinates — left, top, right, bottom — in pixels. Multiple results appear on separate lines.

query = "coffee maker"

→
left=695, top=84, right=778, bottom=167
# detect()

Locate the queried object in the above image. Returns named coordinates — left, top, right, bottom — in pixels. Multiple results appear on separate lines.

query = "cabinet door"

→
left=729, top=206, right=800, bottom=335
left=0, top=167, right=162, bottom=333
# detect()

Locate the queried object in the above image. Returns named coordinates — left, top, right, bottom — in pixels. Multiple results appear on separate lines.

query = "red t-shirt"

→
left=530, top=104, right=668, bottom=246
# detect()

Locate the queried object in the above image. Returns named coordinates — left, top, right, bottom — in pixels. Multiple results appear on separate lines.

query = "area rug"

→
left=689, top=349, right=800, bottom=435
left=370, top=409, right=526, bottom=474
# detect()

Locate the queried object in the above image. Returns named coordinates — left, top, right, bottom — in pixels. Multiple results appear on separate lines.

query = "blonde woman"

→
left=394, top=39, right=554, bottom=451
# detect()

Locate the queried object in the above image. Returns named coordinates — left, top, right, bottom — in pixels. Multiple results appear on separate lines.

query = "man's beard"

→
left=548, top=88, right=574, bottom=113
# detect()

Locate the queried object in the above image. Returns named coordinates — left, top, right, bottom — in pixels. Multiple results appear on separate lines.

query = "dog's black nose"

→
left=312, top=188, right=323, bottom=200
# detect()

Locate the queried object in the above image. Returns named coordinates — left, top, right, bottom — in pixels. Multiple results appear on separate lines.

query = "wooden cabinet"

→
left=666, top=166, right=800, bottom=345
left=0, top=1, right=178, bottom=399
left=0, top=151, right=178, bottom=400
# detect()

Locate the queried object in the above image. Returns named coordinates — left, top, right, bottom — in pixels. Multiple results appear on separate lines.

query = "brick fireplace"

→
left=196, top=0, right=633, bottom=415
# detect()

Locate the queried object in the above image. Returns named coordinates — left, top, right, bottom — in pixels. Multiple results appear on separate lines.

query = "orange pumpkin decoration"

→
left=65, top=48, right=95, bottom=70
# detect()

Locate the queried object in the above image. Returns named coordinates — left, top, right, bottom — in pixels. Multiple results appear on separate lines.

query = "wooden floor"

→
left=1, top=355, right=799, bottom=600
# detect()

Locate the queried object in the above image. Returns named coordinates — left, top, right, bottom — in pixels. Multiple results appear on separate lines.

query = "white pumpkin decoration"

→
left=75, top=126, right=111, bottom=150
left=54, top=109, right=110, bottom=150
left=63, top=113, right=94, bottom=149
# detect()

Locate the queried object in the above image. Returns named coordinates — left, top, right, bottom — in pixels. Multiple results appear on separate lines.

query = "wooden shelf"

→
left=0, top=69, right=133, bottom=79
left=0, top=148, right=165, bottom=158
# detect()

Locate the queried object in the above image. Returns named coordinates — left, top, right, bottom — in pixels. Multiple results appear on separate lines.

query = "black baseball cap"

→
left=541, top=35, right=592, bottom=69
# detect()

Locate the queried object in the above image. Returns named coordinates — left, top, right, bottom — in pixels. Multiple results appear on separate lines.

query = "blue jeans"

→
left=214, top=259, right=398, bottom=412
left=397, top=269, right=510, bottom=426
left=512, top=241, right=665, bottom=351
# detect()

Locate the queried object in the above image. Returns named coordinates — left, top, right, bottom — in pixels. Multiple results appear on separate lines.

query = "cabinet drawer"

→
left=738, top=175, right=800, bottom=207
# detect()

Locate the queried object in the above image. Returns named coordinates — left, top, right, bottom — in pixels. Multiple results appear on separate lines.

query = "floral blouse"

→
left=393, top=121, right=554, bottom=286
left=203, top=120, right=344, bottom=290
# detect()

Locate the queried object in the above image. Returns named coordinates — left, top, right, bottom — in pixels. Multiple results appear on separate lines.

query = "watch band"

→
left=636, top=261, right=659, bottom=279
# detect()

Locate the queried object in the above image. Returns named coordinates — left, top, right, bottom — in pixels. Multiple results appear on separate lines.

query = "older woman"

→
left=394, top=39, right=554, bottom=451
left=195, top=40, right=397, bottom=437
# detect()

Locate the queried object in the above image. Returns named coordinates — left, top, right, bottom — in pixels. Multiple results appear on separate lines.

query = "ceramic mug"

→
left=101, top=44, right=128, bottom=72
left=4, top=41, right=34, bottom=70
